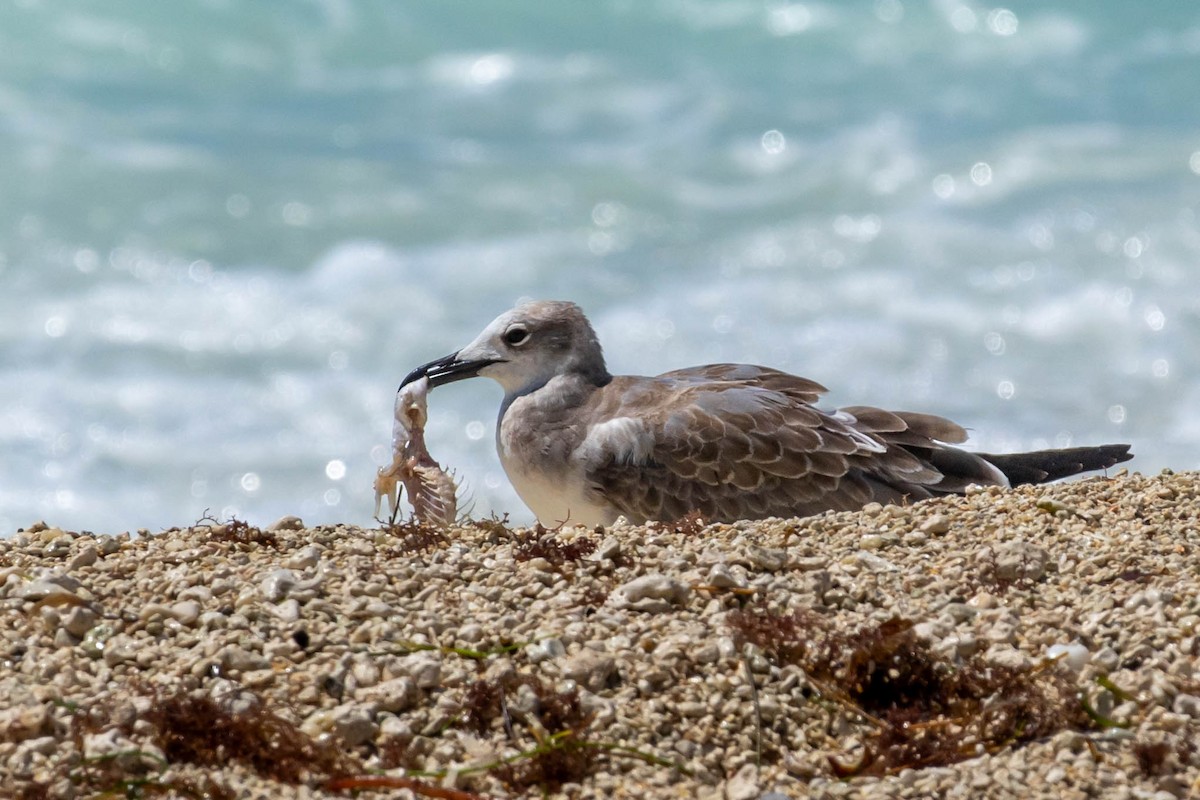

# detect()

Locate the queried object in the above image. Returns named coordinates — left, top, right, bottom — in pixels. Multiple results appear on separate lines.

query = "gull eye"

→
left=503, top=326, right=530, bottom=347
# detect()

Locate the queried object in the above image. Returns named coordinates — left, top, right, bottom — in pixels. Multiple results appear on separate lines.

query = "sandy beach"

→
left=3, top=469, right=1198, bottom=799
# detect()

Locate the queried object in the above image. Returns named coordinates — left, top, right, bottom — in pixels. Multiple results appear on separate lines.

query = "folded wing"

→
left=580, top=364, right=1006, bottom=523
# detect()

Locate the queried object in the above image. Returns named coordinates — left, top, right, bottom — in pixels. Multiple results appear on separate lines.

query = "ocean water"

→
left=3, top=1, right=1199, bottom=536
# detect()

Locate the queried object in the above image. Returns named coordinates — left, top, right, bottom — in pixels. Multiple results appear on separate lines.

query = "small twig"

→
left=803, top=673, right=888, bottom=730
left=361, top=641, right=526, bottom=661
left=1079, top=695, right=1128, bottom=729
left=500, top=692, right=515, bottom=742
left=422, top=732, right=579, bottom=779
left=1096, top=674, right=1138, bottom=703
left=577, top=740, right=690, bottom=773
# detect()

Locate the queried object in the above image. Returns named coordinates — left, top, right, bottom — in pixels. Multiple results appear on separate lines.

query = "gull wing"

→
left=579, top=365, right=1002, bottom=524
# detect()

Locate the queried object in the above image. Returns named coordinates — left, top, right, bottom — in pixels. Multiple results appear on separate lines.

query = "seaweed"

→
left=649, top=510, right=707, bottom=536
left=1133, top=740, right=1172, bottom=776
left=457, top=671, right=619, bottom=792
left=513, top=527, right=596, bottom=570
left=38, top=679, right=531, bottom=799
left=727, top=607, right=1097, bottom=775
left=579, top=584, right=611, bottom=609
left=203, top=517, right=280, bottom=551
left=17, top=685, right=305, bottom=800
left=492, top=732, right=595, bottom=793
left=24, top=643, right=675, bottom=799
left=379, top=518, right=450, bottom=555
left=1133, top=733, right=1198, bottom=778
left=474, top=512, right=514, bottom=537
left=461, top=673, right=590, bottom=740
left=137, top=685, right=356, bottom=782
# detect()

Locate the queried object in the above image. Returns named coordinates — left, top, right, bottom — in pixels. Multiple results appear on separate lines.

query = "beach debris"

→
left=374, top=376, right=458, bottom=526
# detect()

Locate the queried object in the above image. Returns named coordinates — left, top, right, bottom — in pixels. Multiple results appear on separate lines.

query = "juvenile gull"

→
left=400, top=300, right=1132, bottom=527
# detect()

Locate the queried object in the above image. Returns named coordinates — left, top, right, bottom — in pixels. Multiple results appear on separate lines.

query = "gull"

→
left=399, top=300, right=1132, bottom=527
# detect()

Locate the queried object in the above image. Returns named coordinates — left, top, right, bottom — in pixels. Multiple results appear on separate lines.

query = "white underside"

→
left=499, top=451, right=612, bottom=528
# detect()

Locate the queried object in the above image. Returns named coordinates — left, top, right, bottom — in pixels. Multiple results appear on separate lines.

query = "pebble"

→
left=594, top=536, right=623, bottom=561
left=707, top=563, right=747, bottom=590
left=328, top=704, right=378, bottom=746
left=859, top=534, right=887, bottom=550
left=274, top=598, right=301, bottom=622
left=0, top=704, right=52, bottom=742
left=260, top=568, right=298, bottom=602
left=948, top=633, right=980, bottom=658
left=2, top=471, right=1199, bottom=799
left=525, top=637, right=567, bottom=663
left=969, top=591, right=1000, bottom=609
left=1045, top=642, right=1090, bottom=673
left=283, top=544, right=322, bottom=570
left=724, top=763, right=761, bottom=800
left=79, top=624, right=113, bottom=657
left=84, top=728, right=154, bottom=764
left=693, top=642, right=721, bottom=664
left=15, top=579, right=83, bottom=603
left=101, top=636, right=138, bottom=667
left=609, top=574, right=691, bottom=612
left=220, top=645, right=270, bottom=673
left=746, top=546, right=787, bottom=571
left=920, top=514, right=951, bottom=534
left=1173, top=694, right=1200, bottom=718
left=67, top=545, right=98, bottom=571
left=985, top=645, right=1033, bottom=671
left=168, top=600, right=202, bottom=626
left=458, top=622, right=483, bottom=643
left=941, top=602, right=977, bottom=623
left=994, top=541, right=1049, bottom=581
left=269, top=515, right=305, bottom=531
left=561, top=650, right=616, bottom=692
left=398, top=652, right=442, bottom=689
left=61, top=605, right=98, bottom=638
left=854, top=551, right=897, bottom=572
left=357, top=677, right=418, bottom=713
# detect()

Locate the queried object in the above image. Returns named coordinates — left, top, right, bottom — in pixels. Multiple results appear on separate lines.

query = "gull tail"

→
left=980, top=444, right=1133, bottom=486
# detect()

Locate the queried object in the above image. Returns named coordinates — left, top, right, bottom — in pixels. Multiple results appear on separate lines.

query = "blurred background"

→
left=2, top=0, right=1198, bottom=535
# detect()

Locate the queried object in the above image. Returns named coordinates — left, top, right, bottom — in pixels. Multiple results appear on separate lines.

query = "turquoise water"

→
left=3, top=1, right=1199, bottom=534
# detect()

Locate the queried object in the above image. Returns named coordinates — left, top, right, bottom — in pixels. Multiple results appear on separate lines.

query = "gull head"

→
left=400, top=300, right=610, bottom=396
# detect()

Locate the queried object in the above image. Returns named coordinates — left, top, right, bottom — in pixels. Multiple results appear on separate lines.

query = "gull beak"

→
left=399, top=352, right=502, bottom=390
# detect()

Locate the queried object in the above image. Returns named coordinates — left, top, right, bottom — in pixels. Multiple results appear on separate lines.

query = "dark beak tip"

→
left=398, top=352, right=458, bottom=391
left=398, top=368, right=425, bottom=391
left=399, top=352, right=500, bottom=392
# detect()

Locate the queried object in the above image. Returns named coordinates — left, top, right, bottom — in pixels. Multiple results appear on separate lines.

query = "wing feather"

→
left=892, top=410, right=969, bottom=444
left=840, top=405, right=909, bottom=433
left=579, top=367, right=1004, bottom=524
